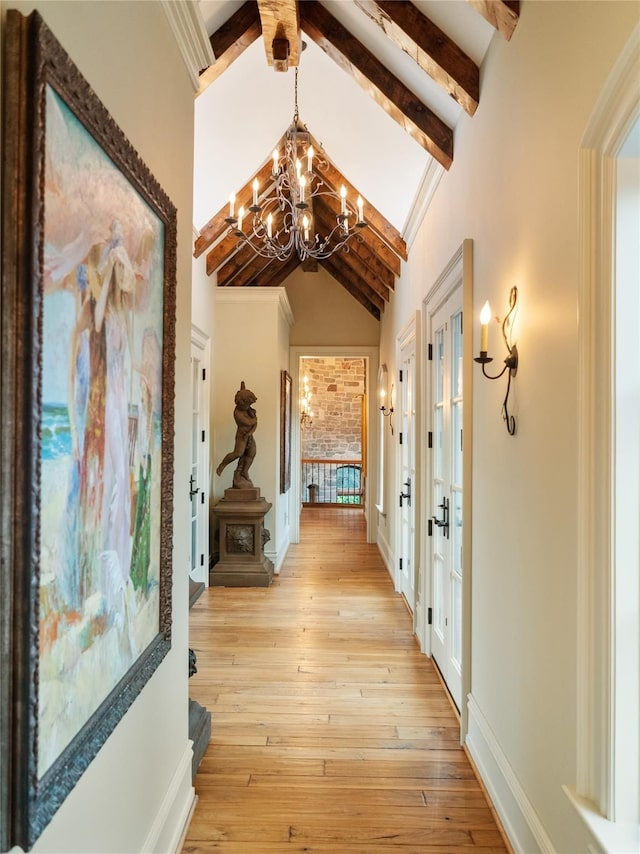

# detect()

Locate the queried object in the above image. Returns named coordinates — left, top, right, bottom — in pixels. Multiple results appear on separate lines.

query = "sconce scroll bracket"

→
left=475, top=343, right=518, bottom=379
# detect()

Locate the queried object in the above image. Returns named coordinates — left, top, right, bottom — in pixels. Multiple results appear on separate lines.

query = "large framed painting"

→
left=0, top=11, right=176, bottom=850
left=280, top=371, right=292, bottom=494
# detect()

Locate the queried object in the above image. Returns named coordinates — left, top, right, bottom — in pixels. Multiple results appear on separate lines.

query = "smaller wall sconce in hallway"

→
left=378, top=363, right=394, bottom=435
left=475, top=286, right=519, bottom=436
left=300, top=374, right=313, bottom=429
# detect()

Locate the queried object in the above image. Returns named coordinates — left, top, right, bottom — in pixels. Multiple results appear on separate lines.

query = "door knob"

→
left=432, top=496, right=449, bottom=538
left=189, top=474, right=200, bottom=499
left=399, top=477, right=411, bottom=508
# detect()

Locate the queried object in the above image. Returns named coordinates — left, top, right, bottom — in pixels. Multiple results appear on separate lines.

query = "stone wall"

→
left=300, top=357, right=365, bottom=459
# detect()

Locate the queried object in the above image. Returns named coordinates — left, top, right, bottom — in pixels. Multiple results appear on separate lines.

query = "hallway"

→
left=183, top=509, right=509, bottom=853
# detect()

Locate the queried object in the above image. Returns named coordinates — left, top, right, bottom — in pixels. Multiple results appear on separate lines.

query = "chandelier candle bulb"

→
left=480, top=301, right=491, bottom=352
left=303, top=214, right=310, bottom=241
left=357, top=195, right=364, bottom=223
left=340, top=185, right=347, bottom=215
left=237, top=205, right=245, bottom=232
left=299, top=175, right=306, bottom=205
left=272, top=149, right=278, bottom=176
left=252, top=178, right=258, bottom=208
left=307, top=145, right=314, bottom=173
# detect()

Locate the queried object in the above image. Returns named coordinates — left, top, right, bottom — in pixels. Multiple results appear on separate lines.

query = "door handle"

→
left=189, top=474, right=200, bottom=499
left=432, top=496, right=449, bottom=538
left=399, top=477, right=411, bottom=508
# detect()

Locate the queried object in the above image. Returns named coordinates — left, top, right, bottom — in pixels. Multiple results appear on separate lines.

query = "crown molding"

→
left=161, top=1, right=214, bottom=92
left=402, top=157, right=445, bottom=250
left=215, top=286, right=294, bottom=328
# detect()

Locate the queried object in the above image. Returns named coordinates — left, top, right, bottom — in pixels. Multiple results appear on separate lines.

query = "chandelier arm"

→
left=226, top=66, right=367, bottom=264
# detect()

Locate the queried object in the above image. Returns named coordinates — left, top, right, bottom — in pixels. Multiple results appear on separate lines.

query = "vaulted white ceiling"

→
left=193, top=1, right=497, bottom=239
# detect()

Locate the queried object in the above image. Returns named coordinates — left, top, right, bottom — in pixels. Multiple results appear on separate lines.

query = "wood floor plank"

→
left=183, top=508, right=510, bottom=852
left=184, top=846, right=505, bottom=854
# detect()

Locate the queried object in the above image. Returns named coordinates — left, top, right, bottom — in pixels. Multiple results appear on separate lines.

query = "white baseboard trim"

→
left=271, top=530, right=290, bottom=575
left=142, top=741, right=195, bottom=853
left=376, top=526, right=395, bottom=585
left=414, top=598, right=426, bottom=653
left=466, top=694, right=556, bottom=854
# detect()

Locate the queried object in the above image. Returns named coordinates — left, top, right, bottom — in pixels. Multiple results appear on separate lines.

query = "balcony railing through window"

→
left=302, top=458, right=364, bottom=506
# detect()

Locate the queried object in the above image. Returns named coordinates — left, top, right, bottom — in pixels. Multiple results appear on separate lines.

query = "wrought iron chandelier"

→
left=225, top=66, right=366, bottom=262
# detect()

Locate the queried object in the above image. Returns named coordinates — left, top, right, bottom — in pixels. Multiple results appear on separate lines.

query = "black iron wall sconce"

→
left=474, top=286, right=519, bottom=436
left=379, top=364, right=395, bottom=435
left=380, top=384, right=395, bottom=435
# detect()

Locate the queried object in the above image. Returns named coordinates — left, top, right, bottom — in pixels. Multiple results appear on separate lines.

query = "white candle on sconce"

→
left=480, top=301, right=491, bottom=352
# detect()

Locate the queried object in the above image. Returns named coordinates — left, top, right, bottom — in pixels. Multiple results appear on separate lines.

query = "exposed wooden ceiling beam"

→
left=320, top=256, right=382, bottom=320
left=468, top=0, right=520, bottom=41
left=354, top=0, right=479, bottom=116
left=220, top=253, right=273, bottom=288
left=316, top=247, right=386, bottom=312
left=196, top=127, right=406, bottom=278
left=198, top=1, right=261, bottom=95
left=299, top=1, right=453, bottom=168
left=256, top=0, right=301, bottom=71
left=308, top=132, right=406, bottom=263
left=315, top=193, right=399, bottom=281
left=206, top=232, right=242, bottom=276
left=257, top=253, right=301, bottom=287
left=216, top=242, right=267, bottom=287
left=194, top=158, right=276, bottom=258
left=216, top=209, right=288, bottom=286
left=314, top=207, right=391, bottom=303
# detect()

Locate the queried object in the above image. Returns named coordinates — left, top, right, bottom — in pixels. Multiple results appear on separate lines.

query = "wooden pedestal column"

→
left=211, top=487, right=274, bottom=587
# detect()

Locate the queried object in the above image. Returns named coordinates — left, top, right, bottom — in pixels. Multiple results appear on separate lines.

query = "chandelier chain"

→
left=293, top=67, right=299, bottom=123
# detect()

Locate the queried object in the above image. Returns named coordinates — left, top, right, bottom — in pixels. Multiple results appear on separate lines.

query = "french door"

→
left=430, top=289, right=463, bottom=709
left=190, top=333, right=210, bottom=585
left=398, top=326, right=416, bottom=610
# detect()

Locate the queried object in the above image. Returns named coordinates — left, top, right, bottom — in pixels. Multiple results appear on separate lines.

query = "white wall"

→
left=378, top=3, right=639, bottom=852
left=286, top=265, right=381, bottom=347
left=212, top=288, right=293, bottom=571
left=192, top=248, right=215, bottom=503
left=192, top=246, right=213, bottom=343
left=1, top=2, right=196, bottom=851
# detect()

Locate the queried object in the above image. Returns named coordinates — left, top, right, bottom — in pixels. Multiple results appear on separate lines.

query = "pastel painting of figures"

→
left=38, top=84, right=166, bottom=779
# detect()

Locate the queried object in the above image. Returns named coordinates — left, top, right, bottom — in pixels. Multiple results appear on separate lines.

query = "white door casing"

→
left=572, top=29, right=640, bottom=845
left=396, top=318, right=418, bottom=612
left=428, top=289, right=463, bottom=710
left=289, top=346, right=379, bottom=545
left=420, top=241, right=473, bottom=737
left=190, top=326, right=210, bottom=585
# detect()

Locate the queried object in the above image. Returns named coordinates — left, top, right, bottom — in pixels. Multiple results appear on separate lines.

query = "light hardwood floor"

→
left=183, top=508, right=509, bottom=853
